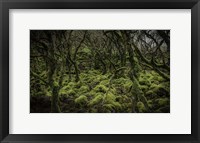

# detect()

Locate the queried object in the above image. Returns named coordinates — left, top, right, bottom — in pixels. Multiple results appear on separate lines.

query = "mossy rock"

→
left=149, top=83, right=169, bottom=97
left=105, top=92, right=116, bottom=103
left=123, top=80, right=133, bottom=91
left=40, top=71, right=47, bottom=77
left=113, top=77, right=130, bottom=85
left=150, top=80, right=159, bottom=85
left=53, top=81, right=59, bottom=87
left=68, top=81, right=76, bottom=87
left=123, top=103, right=132, bottom=109
left=112, top=102, right=122, bottom=111
left=138, top=77, right=151, bottom=86
left=62, top=77, right=69, bottom=86
left=155, top=106, right=170, bottom=113
left=155, top=98, right=170, bottom=106
left=150, top=70, right=158, bottom=76
left=147, top=100, right=153, bottom=108
left=145, top=72, right=153, bottom=79
left=80, top=73, right=88, bottom=79
left=59, top=89, right=68, bottom=97
left=75, top=95, right=88, bottom=105
left=81, top=47, right=92, bottom=55
left=66, top=89, right=76, bottom=96
left=99, top=79, right=109, bottom=86
left=35, top=91, right=45, bottom=96
left=145, top=90, right=157, bottom=98
left=87, top=90, right=97, bottom=97
left=103, top=104, right=115, bottom=112
left=151, top=76, right=164, bottom=82
left=115, top=86, right=126, bottom=94
left=136, top=101, right=147, bottom=113
left=88, top=93, right=103, bottom=107
left=79, top=85, right=89, bottom=93
left=139, top=85, right=149, bottom=92
left=75, top=81, right=83, bottom=88
left=94, top=74, right=108, bottom=82
left=93, top=84, right=108, bottom=93
left=116, top=96, right=122, bottom=102
left=104, top=92, right=122, bottom=111
left=103, top=102, right=122, bottom=112
left=88, top=70, right=101, bottom=76
left=90, top=108, right=98, bottom=113
left=61, top=85, right=70, bottom=91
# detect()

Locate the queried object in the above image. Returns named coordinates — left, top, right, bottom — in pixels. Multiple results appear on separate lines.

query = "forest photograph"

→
left=30, top=30, right=170, bottom=113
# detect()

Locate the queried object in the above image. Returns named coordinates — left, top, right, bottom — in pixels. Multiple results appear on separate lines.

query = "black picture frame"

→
left=0, top=0, right=199, bottom=142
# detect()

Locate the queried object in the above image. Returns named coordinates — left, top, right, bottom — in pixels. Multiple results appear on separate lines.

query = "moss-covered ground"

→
left=30, top=69, right=170, bottom=113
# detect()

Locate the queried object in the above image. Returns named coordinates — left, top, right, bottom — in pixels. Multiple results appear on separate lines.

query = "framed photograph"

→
left=0, top=0, right=199, bottom=142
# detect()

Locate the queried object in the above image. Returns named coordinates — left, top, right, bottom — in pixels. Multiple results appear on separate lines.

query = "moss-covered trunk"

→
left=51, top=85, right=61, bottom=113
left=124, top=31, right=149, bottom=113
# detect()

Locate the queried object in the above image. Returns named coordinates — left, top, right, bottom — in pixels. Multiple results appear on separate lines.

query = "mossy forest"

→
left=30, top=30, right=170, bottom=113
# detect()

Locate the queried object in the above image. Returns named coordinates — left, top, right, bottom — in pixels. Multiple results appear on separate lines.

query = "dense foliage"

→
left=30, top=30, right=170, bottom=113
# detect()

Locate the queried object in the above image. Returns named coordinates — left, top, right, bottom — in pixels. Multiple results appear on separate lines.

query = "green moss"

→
left=103, top=102, right=122, bottom=112
left=88, top=70, right=101, bottom=75
left=134, top=57, right=139, bottom=63
left=137, top=101, right=146, bottom=113
left=53, top=81, right=59, bottom=87
left=138, top=70, right=166, bottom=87
left=35, top=91, right=45, bottom=96
left=145, top=90, right=157, bottom=97
left=88, top=94, right=103, bottom=106
left=66, top=89, right=76, bottom=96
left=82, top=73, right=106, bottom=86
left=150, top=70, right=158, bottom=76
left=150, top=80, right=159, bottom=84
left=75, top=95, right=88, bottom=105
left=99, top=79, right=109, bottom=86
left=145, top=72, right=153, bottom=79
left=147, top=100, right=153, bottom=108
left=80, top=73, right=88, bottom=80
left=103, top=104, right=114, bottom=111
left=152, top=76, right=164, bottom=82
left=75, top=81, right=83, bottom=88
left=82, top=47, right=91, bottom=55
left=79, top=85, right=89, bottom=93
left=105, top=92, right=116, bottom=103
left=87, top=90, right=96, bottom=97
left=155, top=98, right=169, bottom=106
left=116, top=96, right=122, bottom=102
left=68, top=82, right=76, bottom=87
left=92, top=74, right=106, bottom=83
left=112, top=77, right=133, bottom=94
left=112, top=102, right=122, bottom=110
left=113, top=77, right=129, bottom=85
left=123, top=80, right=133, bottom=91
left=93, top=84, right=108, bottom=93
left=157, top=76, right=164, bottom=82
left=131, top=78, right=143, bottom=96
left=90, top=108, right=98, bottom=113
left=139, top=85, right=149, bottom=92
left=59, top=89, right=68, bottom=97
left=139, top=77, right=151, bottom=86
left=103, top=92, right=122, bottom=111
left=149, top=83, right=169, bottom=96
left=155, top=106, right=170, bottom=113
left=62, top=75, right=69, bottom=85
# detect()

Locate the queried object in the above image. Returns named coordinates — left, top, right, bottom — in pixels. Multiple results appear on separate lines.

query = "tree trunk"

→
left=51, top=85, right=61, bottom=113
left=72, top=61, right=80, bottom=82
